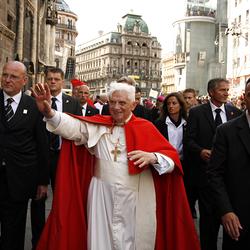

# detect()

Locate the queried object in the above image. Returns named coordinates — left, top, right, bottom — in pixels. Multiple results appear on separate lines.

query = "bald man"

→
left=0, top=61, right=49, bottom=250
left=76, top=85, right=99, bottom=116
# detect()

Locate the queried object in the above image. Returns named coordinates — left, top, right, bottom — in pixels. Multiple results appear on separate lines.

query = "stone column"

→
left=16, top=0, right=25, bottom=60
left=31, top=0, right=38, bottom=83
left=49, top=25, right=56, bottom=66
left=45, top=24, right=51, bottom=64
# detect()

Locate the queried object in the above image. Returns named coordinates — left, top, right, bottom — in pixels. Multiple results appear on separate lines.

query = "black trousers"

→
left=30, top=198, right=46, bottom=250
left=198, top=186, right=221, bottom=250
left=0, top=169, right=29, bottom=250
left=222, top=229, right=250, bottom=250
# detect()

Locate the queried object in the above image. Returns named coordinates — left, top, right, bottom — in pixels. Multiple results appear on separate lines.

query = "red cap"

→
left=157, top=95, right=165, bottom=102
left=71, top=79, right=87, bottom=87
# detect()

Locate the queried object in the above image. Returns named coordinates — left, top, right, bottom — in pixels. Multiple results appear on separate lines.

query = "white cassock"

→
left=46, top=112, right=175, bottom=250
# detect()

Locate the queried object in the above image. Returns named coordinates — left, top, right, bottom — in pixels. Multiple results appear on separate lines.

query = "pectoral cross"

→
left=111, top=143, right=121, bottom=162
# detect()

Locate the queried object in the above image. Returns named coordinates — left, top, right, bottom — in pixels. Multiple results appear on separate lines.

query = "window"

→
left=7, top=14, right=14, bottom=31
left=198, top=51, right=206, bottom=61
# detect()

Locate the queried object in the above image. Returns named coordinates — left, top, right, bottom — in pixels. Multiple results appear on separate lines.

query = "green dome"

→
left=121, top=14, right=149, bottom=34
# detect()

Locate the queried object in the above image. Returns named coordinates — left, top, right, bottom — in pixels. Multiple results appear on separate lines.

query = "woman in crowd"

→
left=154, top=92, right=197, bottom=217
left=154, top=92, right=187, bottom=161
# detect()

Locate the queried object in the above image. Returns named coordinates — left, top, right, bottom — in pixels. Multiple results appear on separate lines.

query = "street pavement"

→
left=24, top=189, right=223, bottom=250
left=24, top=188, right=53, bottom=250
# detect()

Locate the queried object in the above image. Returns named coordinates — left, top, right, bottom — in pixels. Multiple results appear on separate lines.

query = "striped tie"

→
left=5, top=98, right=14, bottom=122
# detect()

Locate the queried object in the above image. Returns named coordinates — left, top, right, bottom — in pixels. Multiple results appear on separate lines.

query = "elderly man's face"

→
left=1, top=62, right=27, bottom=96
left=109, top=91, right=136, bottom=124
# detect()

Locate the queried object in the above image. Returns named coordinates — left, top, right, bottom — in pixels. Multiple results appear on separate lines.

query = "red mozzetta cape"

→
left=37, top=114, right=200, bottom=250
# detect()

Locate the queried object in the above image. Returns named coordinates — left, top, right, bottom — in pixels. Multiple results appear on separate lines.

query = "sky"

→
left=65, top=0, right=185, bottom=55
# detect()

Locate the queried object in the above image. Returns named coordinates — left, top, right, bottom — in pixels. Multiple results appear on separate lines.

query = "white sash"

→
left=94, top=159, right=156, bottom=250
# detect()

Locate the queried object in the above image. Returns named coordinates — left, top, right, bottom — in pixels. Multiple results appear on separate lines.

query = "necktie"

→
left=51, top=97, right=57, bottom=111
left=214, top=108, right=222, bottom=127
left=50, top=97, right=60, bottom=150
left=5, top=98, right=14, bottom=122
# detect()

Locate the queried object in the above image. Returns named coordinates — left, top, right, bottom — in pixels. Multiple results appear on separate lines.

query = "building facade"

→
left=0, top=0, right=57, bottom=87
left=161, top=52, right=175, bottom=94
left=226, top=0, right=250, bottom=97
left=171, top=0, right=227, bottom=95
left=55, top=0, right=78, bottom=88
left=76, top=13, right=162, bottom=97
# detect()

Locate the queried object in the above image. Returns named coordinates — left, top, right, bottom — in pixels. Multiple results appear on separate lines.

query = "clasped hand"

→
left=127, top=150, right=157, bottom=168
left=222, top=212, right=243, bottom=241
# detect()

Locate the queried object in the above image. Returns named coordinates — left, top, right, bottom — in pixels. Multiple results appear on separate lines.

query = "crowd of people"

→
left=0, top=60, right=250, bottom=250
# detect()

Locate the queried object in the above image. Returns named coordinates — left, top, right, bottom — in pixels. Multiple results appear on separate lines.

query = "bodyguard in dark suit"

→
left=30, top=67, right=82, bottom=249
left=185, top=78, right=242, bottom=250
left=208, top=79, right=250, bottom=250
left=45, top=68, right=82, bottom=190
left=0, top=61, right=49, bottom=250
left=76, top=84, right=99, bottom=116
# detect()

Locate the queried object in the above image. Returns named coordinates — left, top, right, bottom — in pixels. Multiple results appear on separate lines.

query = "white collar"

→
left=82, top=103, right=87, bottom=109
left=165, top=116, right=187, bottom=127
left=52, top=92, right=63, bottom=103
left=3, top=91, right=22, bottom=104
left=209, top=101, right=226, bottom=113
left=113, top=113, right=133, bottom=126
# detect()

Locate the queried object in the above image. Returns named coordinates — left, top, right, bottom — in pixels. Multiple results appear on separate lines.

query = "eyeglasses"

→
left=2, top=73, right=22, bottom=81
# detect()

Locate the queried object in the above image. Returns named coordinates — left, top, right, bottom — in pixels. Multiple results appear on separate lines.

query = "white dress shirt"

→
left=209, top=101, right=227, bottom=123
left=3, top=91, right=22, bottom=114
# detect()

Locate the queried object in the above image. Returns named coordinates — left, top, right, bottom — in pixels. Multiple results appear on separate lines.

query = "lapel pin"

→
left=231, top=112, right=234, bottom=115
left=23, top=109, right=28, bottom=114
left=66, top=100, right=69, bottom=103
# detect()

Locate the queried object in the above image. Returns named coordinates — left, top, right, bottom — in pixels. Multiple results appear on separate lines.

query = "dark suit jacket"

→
left=185, top=102, right=242, bottom=187
left=84, top=104, right=99, bottom=116
left=48, top=93, right=81, bottom=150
left=62, top=93, right=82, bottom=115
left=101, top=103, right=109, bottom=115
left=133, top=104, right=151, bottom=121
left=208, top=113, right=250, bottom=228
left=0, top=91, right=49, bottom=201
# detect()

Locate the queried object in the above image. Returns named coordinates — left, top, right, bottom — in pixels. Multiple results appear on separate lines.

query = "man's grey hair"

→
left=108, top=82, right=135, bottom=102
